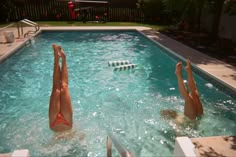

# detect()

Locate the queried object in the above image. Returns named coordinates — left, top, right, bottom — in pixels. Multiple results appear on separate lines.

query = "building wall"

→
left=219, top=14, right=236, bottom=43
left=201, top=12, right=236, bottom=43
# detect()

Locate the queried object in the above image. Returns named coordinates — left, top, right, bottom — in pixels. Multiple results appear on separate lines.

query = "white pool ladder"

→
left=16, top=19, right=40, bottom=38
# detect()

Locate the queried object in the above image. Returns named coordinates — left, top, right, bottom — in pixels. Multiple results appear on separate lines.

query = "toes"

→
left=175, top=62, right=182, bottom=75
left=185, top=59, right=192, bottom=71
left=52, top=44, right=57, bottom=52
left=60, top=49, right=65, bottom=58
left=176, top=62, right=182, bottom=69
left=186, top=59, right=191, bottom=66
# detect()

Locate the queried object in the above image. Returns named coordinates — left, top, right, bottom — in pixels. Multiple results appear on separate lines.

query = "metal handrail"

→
left=18, top=19, right=40, bottom=37
left=0, top=19, right=40, bottom=39
left=0, top=23, right=15, bottom=32
left=20, top=19, right=40, bottom=31
left=107, top=132, right=134, bottom=157
left=22, top=19, right=38, bottom=25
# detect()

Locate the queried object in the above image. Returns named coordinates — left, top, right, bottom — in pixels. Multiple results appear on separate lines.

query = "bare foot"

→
left=185, top=59, right=192, bottom=73
left=175, top=62, right=182, bottom=76
left=52, top=44, right=61, bottom=59
left=58, top=46, right=66, bottom=59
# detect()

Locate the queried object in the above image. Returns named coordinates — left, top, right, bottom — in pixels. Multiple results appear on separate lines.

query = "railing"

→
left=0, top=23, right=16, bottom=32
left=17, top=19, right=40, bottom=37
left=0, top=19, right=40, bottom=40
left=107, top=132, right=134, bottom=157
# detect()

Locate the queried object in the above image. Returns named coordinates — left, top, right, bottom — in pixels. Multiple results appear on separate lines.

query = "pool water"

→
left=0, top=31, right=235, bottom=157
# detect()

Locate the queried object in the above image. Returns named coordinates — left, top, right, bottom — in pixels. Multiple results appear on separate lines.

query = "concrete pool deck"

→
left=0, top=26, right=235, bottom=157
left=192, top=136, right=236, bottom=157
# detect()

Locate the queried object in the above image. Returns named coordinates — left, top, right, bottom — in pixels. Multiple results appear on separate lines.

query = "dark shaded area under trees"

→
left=136, top=0, right=236, bottom=66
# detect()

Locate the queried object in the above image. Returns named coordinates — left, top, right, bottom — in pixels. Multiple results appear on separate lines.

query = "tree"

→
left=137, top=0, right=164, bottom=23
left=210, top=0, right=225, bottom=38
left=161, top=0, right=189, bottom=24
left=224, top=0, right=236, bottom=15
left=0, top=0, right=15, bottom=22
left=162, top=0, right=207, bottom=30
left=160, top=0, right=234, bottom=39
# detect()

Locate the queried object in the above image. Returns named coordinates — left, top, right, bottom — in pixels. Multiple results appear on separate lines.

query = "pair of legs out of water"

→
left=49, top=44, right=203, bottom=132
left=175, top=60, right=203, bottom=120
left=49, top=44, right=73, bottom=132
left=161, top=60, right=203, bottom=122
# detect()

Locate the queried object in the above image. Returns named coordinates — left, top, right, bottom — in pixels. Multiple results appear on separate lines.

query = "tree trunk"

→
left=211, top=0, right=225, bottom=38
left=196, top=0, right=205, bottom=32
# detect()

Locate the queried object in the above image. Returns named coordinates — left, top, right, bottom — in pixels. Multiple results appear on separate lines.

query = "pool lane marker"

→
left=108, top=60, right=130, bottom=67
left=114, top=64, right=137, bottom=71
left=108, top=60, right=137, bottom=71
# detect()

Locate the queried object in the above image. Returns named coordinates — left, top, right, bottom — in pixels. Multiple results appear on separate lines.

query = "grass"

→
left=0, top=23, right=12, bottom=28
left=0, top=21, right=170, bottom=31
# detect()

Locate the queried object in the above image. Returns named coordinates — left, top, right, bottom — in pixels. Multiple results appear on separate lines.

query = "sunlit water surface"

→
left=0, top=31, right=235, bottom=156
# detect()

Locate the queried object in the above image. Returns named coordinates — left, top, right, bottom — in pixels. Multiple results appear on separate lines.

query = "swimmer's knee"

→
left=61, top=82, right=68, bottom=89
left=191, top=90, right=200, bottom=97
left=185, top=95, right=193, bottom=103
left=61, top=83, right=69, bottom=93
left=51, top=89, right=60, bottom=96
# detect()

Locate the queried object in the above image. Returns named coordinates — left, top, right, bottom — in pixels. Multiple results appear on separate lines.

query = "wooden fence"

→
left=7, top=0, right=144, bottom=22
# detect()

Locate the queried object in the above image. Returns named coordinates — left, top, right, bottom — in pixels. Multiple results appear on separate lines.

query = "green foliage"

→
left=162, top=0, right=188, bottom=16
left=137, top=0, right=208, bottom=26
left=137, top=0, right=164, bottom=23
left=0, top=0, right=15, bottom=22
left=224, top=0, right=236, bottom=15
left=137, top=0, right=233, bottom=32
left=161, top=0, right=187, bottom=23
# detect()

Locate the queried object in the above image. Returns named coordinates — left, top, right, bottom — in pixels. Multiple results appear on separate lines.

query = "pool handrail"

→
left=0, top=23, right=15, bottom=32
left=19, top=19, right=40, bottom=37
left=107, top=132, right=134, bottom=157
left=0, top=19, right=40, bottom=39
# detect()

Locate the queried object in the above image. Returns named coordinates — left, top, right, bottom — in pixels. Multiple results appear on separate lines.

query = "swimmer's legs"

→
left=185, top=60, right=203, bottom=116
left=59, top=47, right=73, bottom=125
left=175, top=62, right=190, bottom=100
left=175, top=62, right=196, bottom=119
left=49, top=45, right=61, bottom=126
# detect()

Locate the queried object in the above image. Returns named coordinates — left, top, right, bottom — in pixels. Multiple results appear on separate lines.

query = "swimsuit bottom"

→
left=50, top=112, right=71, bottom=128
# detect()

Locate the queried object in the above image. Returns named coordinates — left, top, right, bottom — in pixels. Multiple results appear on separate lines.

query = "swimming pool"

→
left=0, top=30, right=235, bottom=156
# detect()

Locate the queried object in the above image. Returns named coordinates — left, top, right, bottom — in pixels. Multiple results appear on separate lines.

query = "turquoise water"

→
left=0, top=30, right=235, bottom=156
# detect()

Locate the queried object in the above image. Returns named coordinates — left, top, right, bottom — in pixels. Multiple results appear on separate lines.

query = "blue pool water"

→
left=0, top=30, right=235, bottom=156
